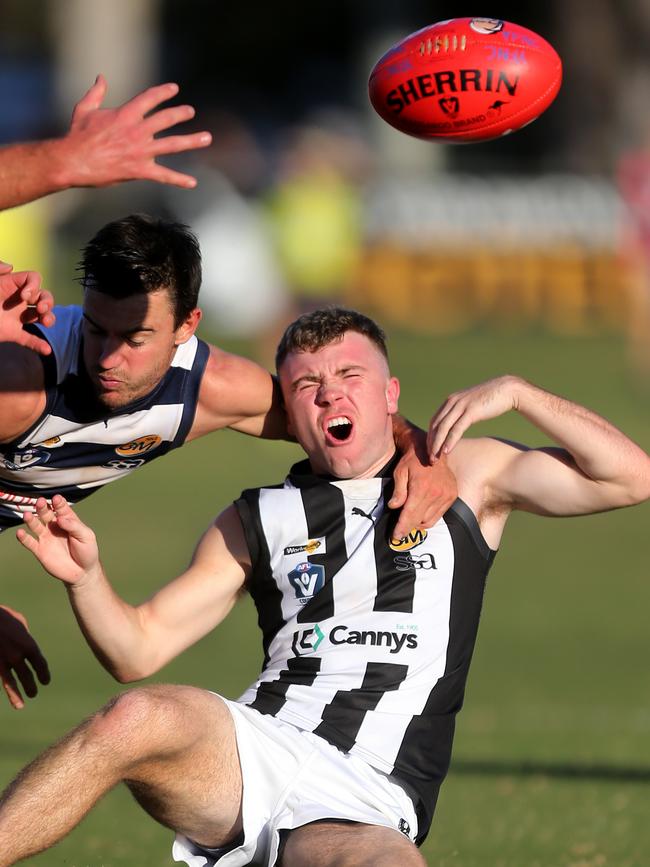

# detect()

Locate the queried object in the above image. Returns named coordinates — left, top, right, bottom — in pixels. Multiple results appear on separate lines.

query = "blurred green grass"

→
left=1, top=327, right=649, bottom=866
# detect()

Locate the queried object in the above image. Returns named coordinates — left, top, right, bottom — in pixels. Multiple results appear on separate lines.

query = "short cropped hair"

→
left=275, top=307, right=388, bottom=370
left=79, top=214, right=202, bottom=327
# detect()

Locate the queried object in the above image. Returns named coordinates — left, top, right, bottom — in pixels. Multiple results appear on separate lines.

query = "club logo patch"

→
left=0, top=447, right=51, bottom=471
left=288, top=562, right=325, bottom=604
left=115, top=435, right=161, bottom=456
left=388, top=528, right=428, bottom=552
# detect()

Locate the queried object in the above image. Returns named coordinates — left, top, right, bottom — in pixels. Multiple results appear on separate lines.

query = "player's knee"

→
left=84, top=686, right=184, bottom=754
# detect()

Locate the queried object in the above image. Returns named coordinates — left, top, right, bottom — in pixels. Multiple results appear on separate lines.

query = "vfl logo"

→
left=439, top=97, right=460, bottom=117
left=0, top=448, right=51, bottom=471
left=288, top=562, right=325, bottom=604
left=394, top=552, right=437, bottom=571
left=115, top=435, right=161, bottom=457
left=292, top=624, right=325, bottom=656
left=284, top=539, right=322, bottom=556
left=389, top=528, right=428, bottom=552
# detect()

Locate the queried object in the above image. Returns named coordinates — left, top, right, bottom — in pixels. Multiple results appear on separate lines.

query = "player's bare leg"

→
left=0, top=684, right=242, bottom=866
left=280, top=820, right=427, bottom=867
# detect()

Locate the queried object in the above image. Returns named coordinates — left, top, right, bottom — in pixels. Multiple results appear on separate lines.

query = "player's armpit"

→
left=133, top=505, right=251, bottom=676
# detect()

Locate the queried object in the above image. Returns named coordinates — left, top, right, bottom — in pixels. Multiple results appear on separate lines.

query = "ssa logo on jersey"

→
left=388, top=528, right=428, bottom=552
left=288, top=562, right=325, bottom=604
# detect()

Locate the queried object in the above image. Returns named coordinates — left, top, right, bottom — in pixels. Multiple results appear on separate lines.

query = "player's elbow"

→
left=612, top=461, right=650, bottom=507
left=108, top=657, right=159, bottom=684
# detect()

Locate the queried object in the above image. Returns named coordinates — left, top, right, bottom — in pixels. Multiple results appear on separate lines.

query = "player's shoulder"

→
left=448, top=436, right=528, bottom=485
left=198, top=343, right=274, bottom=414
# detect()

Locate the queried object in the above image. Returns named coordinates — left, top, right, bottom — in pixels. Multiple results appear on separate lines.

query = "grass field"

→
left=1, top=327, right=649, bottom=867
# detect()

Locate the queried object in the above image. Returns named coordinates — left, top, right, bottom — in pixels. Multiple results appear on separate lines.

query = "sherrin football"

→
left=368, top=17, right=562, bottom=143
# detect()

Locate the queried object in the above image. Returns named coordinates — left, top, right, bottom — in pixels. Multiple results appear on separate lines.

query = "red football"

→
left=368, top=17, right=562, bottom=143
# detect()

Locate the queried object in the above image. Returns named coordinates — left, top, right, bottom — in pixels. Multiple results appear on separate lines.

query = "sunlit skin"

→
left=278, top=331, right=400, bottom=479
left=82, top=288, right=201, bottom=410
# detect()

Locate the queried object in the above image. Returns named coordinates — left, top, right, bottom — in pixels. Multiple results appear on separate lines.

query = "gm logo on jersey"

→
left=388, top=528, right=428, bottom=552
left=288, top=562, right=325, bottom=604
left=115, top=435, right=161, bottom=457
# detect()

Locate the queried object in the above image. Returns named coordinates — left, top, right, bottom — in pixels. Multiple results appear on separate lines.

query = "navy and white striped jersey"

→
left=0, top=305, right=209, bottom=530
left=235, top=458, right=496, bottom=844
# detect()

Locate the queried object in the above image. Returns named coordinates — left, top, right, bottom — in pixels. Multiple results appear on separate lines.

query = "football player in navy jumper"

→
left=0, top=224, right=455, bottom=710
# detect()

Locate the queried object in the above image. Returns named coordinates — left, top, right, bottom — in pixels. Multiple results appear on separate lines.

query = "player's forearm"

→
left=513, top=377, right=650, bottom=503
left=0, top=140, right=74, bottom=210
left=66, top=567, right=156, bottom=682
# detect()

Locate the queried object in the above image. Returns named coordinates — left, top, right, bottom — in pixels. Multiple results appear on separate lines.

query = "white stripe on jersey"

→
left=20, top=402, right=186, bottom=450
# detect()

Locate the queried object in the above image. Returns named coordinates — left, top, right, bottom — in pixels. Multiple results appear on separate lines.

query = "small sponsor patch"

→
left=104, top=459, right=147, bottom=471
left=388, top=528, right=428, bottom=552
left=38, top=436, right=63, bottom=448
left=115, top=435, right=161, bottom=456
left=284, top=539, right=322, bottom=556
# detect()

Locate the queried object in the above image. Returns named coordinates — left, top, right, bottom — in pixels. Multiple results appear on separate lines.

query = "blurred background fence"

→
left=1, top=0, right=650, bottom=360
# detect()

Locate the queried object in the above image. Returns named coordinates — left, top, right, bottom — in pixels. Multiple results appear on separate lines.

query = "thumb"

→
left=71, top=74, right=107, bottom=122
left=387, top=469, right=407, bottom=509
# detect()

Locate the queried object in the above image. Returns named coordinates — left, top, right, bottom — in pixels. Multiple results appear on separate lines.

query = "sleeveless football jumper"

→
left=0, top=306, right=210, bottom=530
left=235, top=457, right=496, bottom=843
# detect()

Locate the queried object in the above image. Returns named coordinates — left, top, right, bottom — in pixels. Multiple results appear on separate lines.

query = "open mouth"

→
left=326, top=416, right=353, bottom=442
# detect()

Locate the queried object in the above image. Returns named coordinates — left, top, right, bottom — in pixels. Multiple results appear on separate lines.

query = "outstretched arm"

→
left=0, top=606, right=50, bottom=710
left=434, top=375, right=650, bottom=517
left=17, top=496, right=249, bottom=682
left=0, top=75, right=212, bottom=210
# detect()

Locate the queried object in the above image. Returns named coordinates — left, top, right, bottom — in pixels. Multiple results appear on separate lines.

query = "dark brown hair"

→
left=275, top=307, right=388, bottom=370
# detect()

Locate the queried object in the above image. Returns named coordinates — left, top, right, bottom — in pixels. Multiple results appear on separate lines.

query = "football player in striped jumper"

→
left=0, top=234, right=455, bottom=711
left=2, top=308, right=648, bottom=867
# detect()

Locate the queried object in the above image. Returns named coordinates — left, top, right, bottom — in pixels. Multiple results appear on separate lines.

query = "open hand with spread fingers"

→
left=0, top=606, right=50, bottom=710
left=61, top=74, right=212, bottom=189
left=17, top=496, right=100, bottom=586
left=0, top=265, right=55, bottom=355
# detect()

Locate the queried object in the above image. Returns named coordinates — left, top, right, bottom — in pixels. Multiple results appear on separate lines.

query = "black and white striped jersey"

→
left=0, top=305, right=209, bottom=530
left=235, top=458, right=496, bottom=843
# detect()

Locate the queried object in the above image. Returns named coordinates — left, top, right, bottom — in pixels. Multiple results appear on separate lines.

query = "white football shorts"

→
left=172, top=695, right=418, bottom=867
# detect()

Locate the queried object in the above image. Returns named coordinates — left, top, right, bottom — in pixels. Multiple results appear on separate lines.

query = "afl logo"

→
left=388, top=528, right=428, bottom=552
left=115, top=435, right=162, bottom=457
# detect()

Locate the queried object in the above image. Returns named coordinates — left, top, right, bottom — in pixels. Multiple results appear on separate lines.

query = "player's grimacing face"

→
left=278, top=331, right=400, bottom=479
left=82, top=288, right=199, bottom=409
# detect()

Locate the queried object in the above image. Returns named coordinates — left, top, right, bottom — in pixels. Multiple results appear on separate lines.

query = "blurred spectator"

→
left=266, top=109, right=373, bottom=313
left=617, top=145, right=650, bottom=370
left=166, top=111, right=289, bottom=346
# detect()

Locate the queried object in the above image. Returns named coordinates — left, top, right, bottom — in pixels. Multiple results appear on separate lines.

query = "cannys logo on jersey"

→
left=0, top=447, right=52, bottom=471
left=292, top=623, right=419, bottom=657
left=288, top=562, right=325, bottom=604
left=115, top=435, right=162, bottom=457
left=388, top=528, right=428, bottom=552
